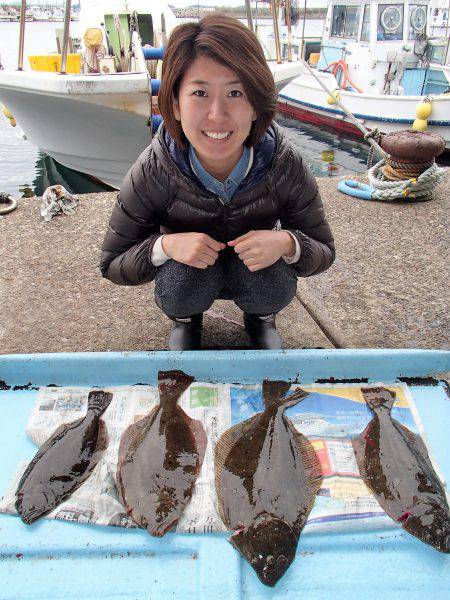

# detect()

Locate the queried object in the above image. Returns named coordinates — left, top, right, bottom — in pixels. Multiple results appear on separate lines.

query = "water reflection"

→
left=32, top=151, right=113, bottom=197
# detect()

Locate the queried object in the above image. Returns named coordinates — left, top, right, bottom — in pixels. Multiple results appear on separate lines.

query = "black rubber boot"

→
left=243, top=313, right=284, bottom=350
left=168, top=314, right=203, bottom=350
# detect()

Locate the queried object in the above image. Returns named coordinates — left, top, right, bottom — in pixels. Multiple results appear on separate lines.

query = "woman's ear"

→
left=252, top=110, right=257, bottom=121
left=173, top=97, right=181, bottom=121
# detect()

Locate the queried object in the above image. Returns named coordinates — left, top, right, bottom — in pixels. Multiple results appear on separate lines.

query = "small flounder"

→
left=15, top=390, right=112, bottom=524
left=214, top=380, right=323, bottom=586
left=116, top=370, right=207, bottom=536
left=353, top=387, right=450, bottom=553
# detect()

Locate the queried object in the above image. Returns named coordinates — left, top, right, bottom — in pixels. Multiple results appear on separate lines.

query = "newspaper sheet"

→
left=0, top=381, right=445, bottom=535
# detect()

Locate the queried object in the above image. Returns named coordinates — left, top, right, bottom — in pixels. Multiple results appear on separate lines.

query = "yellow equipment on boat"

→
left=29, top=54, right=81, bottom=74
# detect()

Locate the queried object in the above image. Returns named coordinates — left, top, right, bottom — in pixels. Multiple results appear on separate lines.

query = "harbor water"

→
left=0, top=20, right=385, bottom=198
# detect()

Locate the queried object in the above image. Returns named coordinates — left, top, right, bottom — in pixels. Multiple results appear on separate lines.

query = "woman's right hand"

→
left=161, top=233, right=226, bottom=269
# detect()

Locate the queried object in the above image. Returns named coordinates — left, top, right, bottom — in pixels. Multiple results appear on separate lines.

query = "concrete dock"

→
left=1, top=170, right=448, bottom=353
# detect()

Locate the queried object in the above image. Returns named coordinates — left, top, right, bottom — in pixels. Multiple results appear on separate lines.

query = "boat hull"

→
left=278, top=72, right=450, bottom=149
left=0, top=72, right=153, bottom=189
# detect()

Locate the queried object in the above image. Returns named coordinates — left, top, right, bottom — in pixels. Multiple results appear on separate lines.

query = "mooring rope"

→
left=0, top=192, right=18, bottom=215
left=367, top=159, right=445, bottom=202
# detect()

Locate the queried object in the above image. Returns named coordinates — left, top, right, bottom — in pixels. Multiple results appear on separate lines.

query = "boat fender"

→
left=327, top=89, right=341, bottom=105
left=412, top=118, right=428, bottom=132
left=416, top=100, right=432, bottom=120
left=337, top=179, right=374, bottom=200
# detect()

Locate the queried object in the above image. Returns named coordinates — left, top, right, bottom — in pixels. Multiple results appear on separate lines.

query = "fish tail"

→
left=263, top=380, right=308, bottom=411
left=362, top=387, right=395, bottom=414
left=87, top=390, right=113, bottom=415
left=158, top=370, right=195, bottom=406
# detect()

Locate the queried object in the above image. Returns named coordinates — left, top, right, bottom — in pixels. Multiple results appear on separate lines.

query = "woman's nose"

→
left=208, top=97, right=228, bottom=121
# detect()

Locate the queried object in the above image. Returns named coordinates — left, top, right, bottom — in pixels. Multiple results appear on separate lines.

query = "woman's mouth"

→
left=201, top=130, right=233, bottom=141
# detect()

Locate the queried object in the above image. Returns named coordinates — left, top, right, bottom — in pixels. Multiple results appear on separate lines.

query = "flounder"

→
left=353, top=387, right=450, bottom=553
left=15, top=390, right=112, bottom=524
left=214, top=381, right=323, bottom=586
left=116, top=370, right=207, bottom=536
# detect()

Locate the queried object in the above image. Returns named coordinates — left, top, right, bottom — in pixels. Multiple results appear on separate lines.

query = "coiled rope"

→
left=300, top=59, right=445, bottom=202
left=368, top=159, right=444, bottom=202
left=0, top=192, right=18, bottom=215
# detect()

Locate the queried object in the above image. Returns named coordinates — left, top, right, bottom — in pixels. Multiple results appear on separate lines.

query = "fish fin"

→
left=352, top=422, right=373, bottom=480
left=158, top=370, right=195, bottom=406
left=92, top=418, right=109, bottom=460
left=394, top=421, right=447, bottom=495
left=262, top=380, right=291, bottom=408
left=183, top=411, right=207, bottom=468
left=214, top=417, right=259, bottom=528
left=362, top=387, right=395, bottom=413
left=262, top=380, right=309, bottom=412
left=286, top=420, right=323, bottom=523
left=117, top=408, right=158, bottom=467
left=87, top=390, right=113, bottom=415
left=116, top=414, right=151, bottom=510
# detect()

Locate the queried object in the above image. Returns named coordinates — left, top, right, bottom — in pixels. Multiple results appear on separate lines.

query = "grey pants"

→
left=154, top=247, right=297, bottom=318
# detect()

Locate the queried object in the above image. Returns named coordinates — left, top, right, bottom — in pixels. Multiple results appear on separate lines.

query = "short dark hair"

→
left=158, top=14, right=277, bottom=150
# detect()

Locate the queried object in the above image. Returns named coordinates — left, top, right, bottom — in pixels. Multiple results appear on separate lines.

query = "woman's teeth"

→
left=202, top=131, right=232, bottom=140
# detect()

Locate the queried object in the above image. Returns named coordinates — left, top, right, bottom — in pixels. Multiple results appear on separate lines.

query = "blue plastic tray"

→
left=1, top=349, right=449, bottom=599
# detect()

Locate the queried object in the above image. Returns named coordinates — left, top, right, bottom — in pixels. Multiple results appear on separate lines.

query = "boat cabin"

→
left=316, top=0, right=450, bottom=95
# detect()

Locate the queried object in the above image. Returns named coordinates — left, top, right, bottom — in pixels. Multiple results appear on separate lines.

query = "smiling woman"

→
left=100, top=15, right=335, bottom=350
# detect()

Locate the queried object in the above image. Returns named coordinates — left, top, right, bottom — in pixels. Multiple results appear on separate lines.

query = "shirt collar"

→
left=188, top=144, right=253, bottom=191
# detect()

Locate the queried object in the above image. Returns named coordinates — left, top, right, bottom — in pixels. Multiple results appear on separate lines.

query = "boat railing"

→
left=17, top=0, right=73, bottom=74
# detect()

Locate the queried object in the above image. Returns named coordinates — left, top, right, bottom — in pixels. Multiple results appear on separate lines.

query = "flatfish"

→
left=214, top=381, right=323, bottom=586
left=353, top=387, right=450, bottom=553
left=16, top=390, right=112, bottom=524
left=116, top=370, right=207, bottom=536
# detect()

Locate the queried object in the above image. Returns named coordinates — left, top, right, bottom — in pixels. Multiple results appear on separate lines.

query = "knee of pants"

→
left=227, top=260, right=298, bottom=314
left=154, top=260, right=223, bottom=317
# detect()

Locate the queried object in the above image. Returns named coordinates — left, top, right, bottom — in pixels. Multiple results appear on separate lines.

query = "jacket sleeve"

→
left=99, top=149, right=168, bottom=286
left=277, top=146, right=335, bottom=277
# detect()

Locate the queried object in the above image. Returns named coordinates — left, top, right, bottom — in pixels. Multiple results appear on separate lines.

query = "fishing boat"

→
left=0, top=0, right=308, bottom=189
left=277, top=0, right=450, bottom=148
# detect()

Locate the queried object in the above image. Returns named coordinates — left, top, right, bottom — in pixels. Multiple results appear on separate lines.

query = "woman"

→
left=100, top=15, right=335, bottom=350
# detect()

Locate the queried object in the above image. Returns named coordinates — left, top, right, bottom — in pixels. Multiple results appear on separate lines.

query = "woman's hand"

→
left=228, top=230, right=296, bottom=272
left=162, top=233, right=226, bottom=269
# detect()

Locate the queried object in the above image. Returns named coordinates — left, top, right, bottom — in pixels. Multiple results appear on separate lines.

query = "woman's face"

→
left=173, top=55, right=257, bottom=178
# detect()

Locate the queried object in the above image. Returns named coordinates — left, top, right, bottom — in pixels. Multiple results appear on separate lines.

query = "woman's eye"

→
left=193, top=90, right=207, bottom=97
left=229, top=90, right=243, bottom=97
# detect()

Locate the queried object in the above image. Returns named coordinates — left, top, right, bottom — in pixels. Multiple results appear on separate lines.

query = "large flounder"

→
left=353, top=387, right=450, bottom=553
left=15, top=390, right=112, bottom=524
left=214, top=381, right=323, bottom=586
left=116, top=370, right=207, bottom=536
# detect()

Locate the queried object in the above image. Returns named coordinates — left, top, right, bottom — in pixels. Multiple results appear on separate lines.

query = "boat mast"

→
left=245, top=0, right=254, bottom=33
left=271, top=0, right=282, bottom=63
left=60, top=0, right=72, bottom=74
left=17, top=0, right=26, bottom=70
left=286, top=0, right=293, bottom=61
left=301, top=0, right=307, bottom=60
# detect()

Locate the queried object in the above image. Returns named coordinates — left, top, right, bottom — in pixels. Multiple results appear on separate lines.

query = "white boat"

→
left=0, top=0, right=308, bottom=189
left=277, top=0, right=450, bottom=149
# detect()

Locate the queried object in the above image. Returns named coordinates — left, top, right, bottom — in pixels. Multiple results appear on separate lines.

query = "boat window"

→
left=426, top=43, right=445, bottom=65
left=377, top=4, right=404, bottom=41
left=331, top=5, right=361, bottom=39
left=360, top=4, right=370, bottom=42
left=408, top=4, right=427, bottom=40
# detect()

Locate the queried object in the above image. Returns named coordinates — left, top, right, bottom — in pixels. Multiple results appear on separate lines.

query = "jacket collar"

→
left=161, top=123, right=277, bottom=196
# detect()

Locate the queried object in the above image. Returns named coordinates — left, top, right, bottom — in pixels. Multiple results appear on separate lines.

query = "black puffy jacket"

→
left=100, top=121, right=335, bottom=285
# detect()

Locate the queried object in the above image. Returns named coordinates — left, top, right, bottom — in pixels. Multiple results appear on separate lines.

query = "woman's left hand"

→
left=228, top=230, right=296, bottom=272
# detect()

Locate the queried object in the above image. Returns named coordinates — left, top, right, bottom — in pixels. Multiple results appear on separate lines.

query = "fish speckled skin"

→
left=116, top=370, right=207, bottom=537
left=15, top=390, right=112, bottom=524
left=353, top=387, right=450, bottom=553
left=215, top=381, right=322, bottom=587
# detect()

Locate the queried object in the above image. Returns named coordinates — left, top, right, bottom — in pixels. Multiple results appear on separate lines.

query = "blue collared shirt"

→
left=188, top=143, right=253, bottom=203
